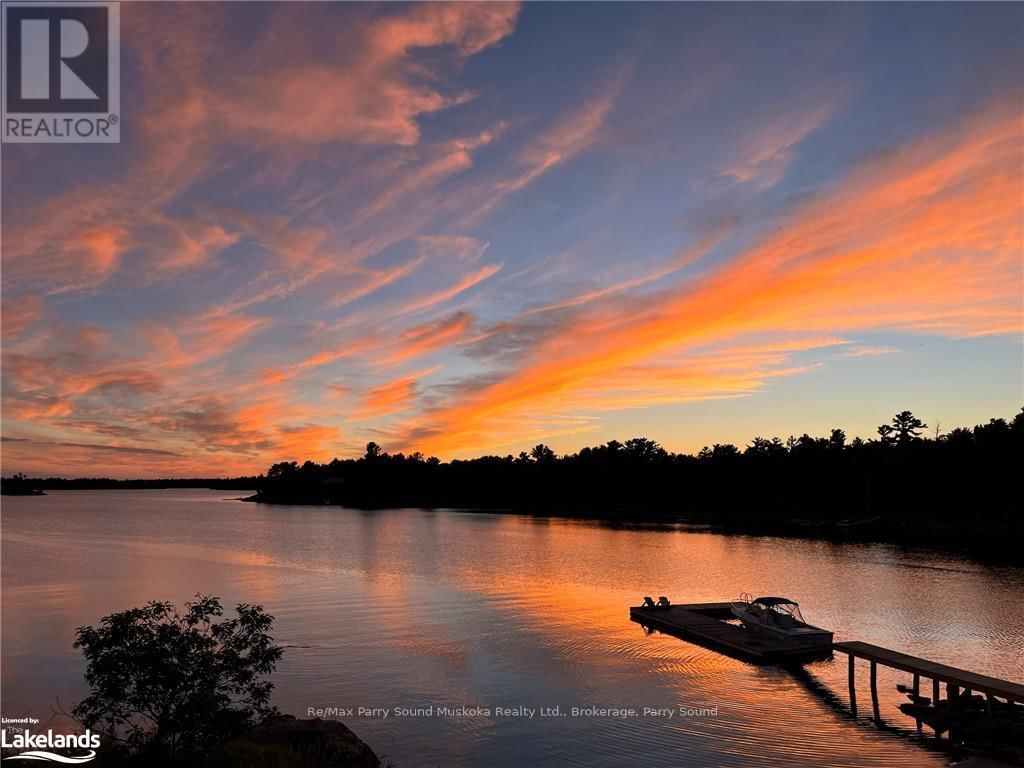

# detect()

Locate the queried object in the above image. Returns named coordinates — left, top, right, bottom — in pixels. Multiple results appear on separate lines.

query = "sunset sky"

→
left=2, top=2, right=1022, bottom=477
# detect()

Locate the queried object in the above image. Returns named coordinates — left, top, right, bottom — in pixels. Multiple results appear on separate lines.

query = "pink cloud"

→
left=1, top=294, right=45, bottom=339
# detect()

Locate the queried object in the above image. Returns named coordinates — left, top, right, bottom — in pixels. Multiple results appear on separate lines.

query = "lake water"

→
left=3, top=490, right=1022, bottom=767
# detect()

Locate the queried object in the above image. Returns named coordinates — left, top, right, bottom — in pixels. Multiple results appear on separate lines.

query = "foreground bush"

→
left=72, top=596, right=282, bottom=765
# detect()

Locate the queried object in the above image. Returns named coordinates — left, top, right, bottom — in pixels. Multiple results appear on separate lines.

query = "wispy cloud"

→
left=391, top=101, right=1022, bottom=455
left=382, top=312, right=476, bottom=365
left=842, top=345, right=899, bottom=358
left=393, top=264, right=503, bottom=318
left=351, top=366, right=441, bottom=421
left=722, top=104, right=835, bottom=188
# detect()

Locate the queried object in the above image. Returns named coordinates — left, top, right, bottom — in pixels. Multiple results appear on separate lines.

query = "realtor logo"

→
left=2, top=1, right=120, bottom=143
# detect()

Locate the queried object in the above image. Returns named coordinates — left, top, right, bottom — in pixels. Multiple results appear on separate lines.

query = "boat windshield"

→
left=752, top=597, right=805, bottom=624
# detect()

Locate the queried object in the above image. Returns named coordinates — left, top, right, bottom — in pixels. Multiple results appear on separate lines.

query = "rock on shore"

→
left=212, top=715, right=381, bottom=768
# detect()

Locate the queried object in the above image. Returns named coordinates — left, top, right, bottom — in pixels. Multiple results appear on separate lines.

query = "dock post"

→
left=949, top=684, right=960, bottom=743
left=912, top=672, right=923, bottom=733
left=848, top=653, right=857, bottom=716
left=870, top=660, right=880, bottom=723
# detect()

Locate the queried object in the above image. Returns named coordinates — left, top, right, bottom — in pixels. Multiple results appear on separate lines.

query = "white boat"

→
left=730, top=593, right=833, bottom=647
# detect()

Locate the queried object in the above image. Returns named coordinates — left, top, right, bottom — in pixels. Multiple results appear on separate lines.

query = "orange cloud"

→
left=383, top=311, right=474, bottom=365
left=1, top=294, right=44, bottom=339
left=213, top=4, right=519, bottom=146
left=3, top=199, right=239, bottom=296
left=352, top=366, right=441, bottom=421
left=5, top=224, right=131, bottom=295
left=270, top=424, right=342, bottom=463
left=294, top=338, right=378, bottom=373
left=329, top=257, right=426, bottom=308
left=396, top=101, right=1023, bottom=456
left=2, top=4, right=518, bottom=304
left=393, top=264, right=502, bottom=317
left=2, top=323, right=163, bottom=428
left=842, top=345, right=899, bottom=358
left=158, top=219, right=239, bottom=271
left=140, top=313, right=268, bottom=371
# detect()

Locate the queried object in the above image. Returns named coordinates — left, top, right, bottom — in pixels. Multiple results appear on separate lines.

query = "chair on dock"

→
left=643, top=596, right=657, bottom=608
left=657, top=596, right=671, bottom=609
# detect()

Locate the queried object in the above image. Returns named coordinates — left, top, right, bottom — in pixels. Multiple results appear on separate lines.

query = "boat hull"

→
left=730, top=605, right=834, bottom=648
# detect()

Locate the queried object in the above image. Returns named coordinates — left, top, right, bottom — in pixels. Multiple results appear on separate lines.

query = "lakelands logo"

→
left=1, top=1, right=120, bottom=142
left=1, top=727, right=100, bottom=763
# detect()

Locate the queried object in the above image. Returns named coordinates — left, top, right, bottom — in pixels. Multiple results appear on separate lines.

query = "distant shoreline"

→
left=5, top=409, right=1021, bottom=562
left=0, top=478, right=259, bottom=491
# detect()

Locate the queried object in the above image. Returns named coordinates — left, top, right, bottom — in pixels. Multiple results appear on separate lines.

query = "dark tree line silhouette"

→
left=253, top=409, right=1023, bottom=547
left=4, top=409, right=1020, bottom=547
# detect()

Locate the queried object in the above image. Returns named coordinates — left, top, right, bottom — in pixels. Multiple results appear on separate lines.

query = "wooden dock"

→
left=833, top=640, right=1024, bottom=724
left=632, top=599, right=1024, bottom=751
left=631, top=604, right=1023, bottom=699
left=629, top=602, right=831, bottom=662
